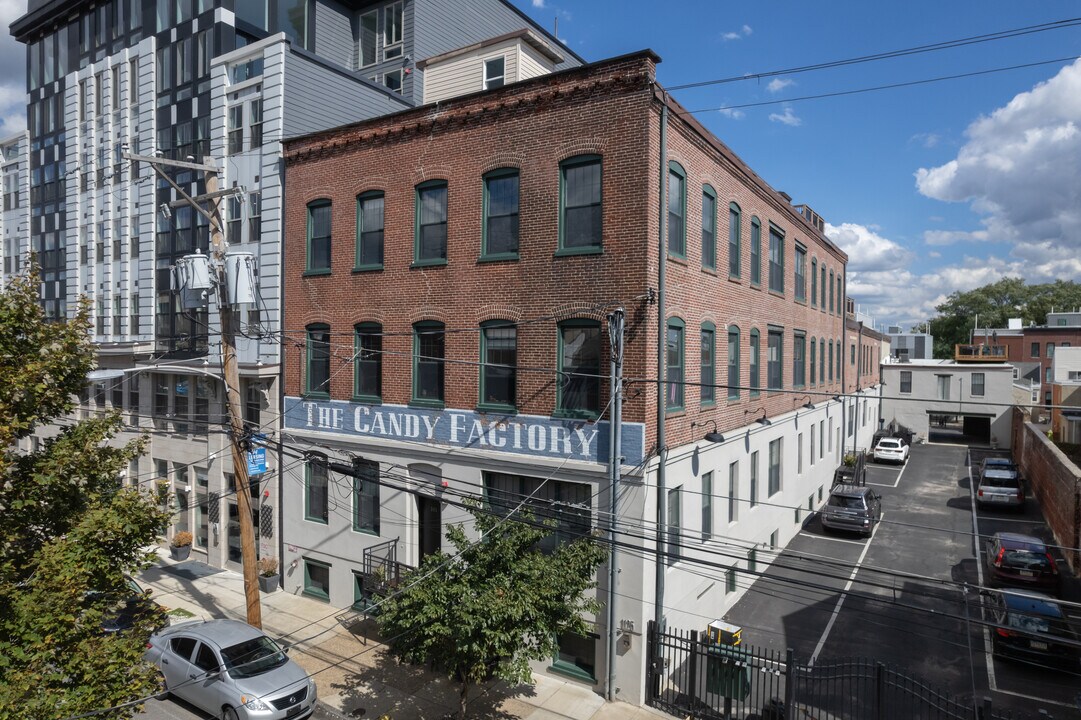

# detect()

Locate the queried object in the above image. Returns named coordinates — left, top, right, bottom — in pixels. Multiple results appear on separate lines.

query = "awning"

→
left=86, top=369, right=127, bottom=381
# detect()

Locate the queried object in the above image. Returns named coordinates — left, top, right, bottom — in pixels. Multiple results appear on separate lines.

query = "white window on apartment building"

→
left=383, top=2, right=403, bottom=60
left=971, top=372, right=985, bottom=397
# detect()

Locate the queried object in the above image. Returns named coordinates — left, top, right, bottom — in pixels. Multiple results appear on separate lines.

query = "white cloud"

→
left=722, top=25, right=752, bottom=42
left=910, top=132, right=941, bottom=149
left=825, top=222, right=909, bottom=273
left=532, top=0, right=546, bottom=7
left=928, top=251, right=941, bottom=258
left=768, top=106, right=801, bottom=127
left=922, top=228, right=990, bottom=246
left=717, top=107, right=745, bottom=120
left=766, top=78, right=793, bottom=94
left=915, top=58, right=1081, bottom=254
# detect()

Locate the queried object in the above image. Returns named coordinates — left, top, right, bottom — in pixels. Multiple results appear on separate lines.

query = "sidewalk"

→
left=139, top=548, right=664, bottom=720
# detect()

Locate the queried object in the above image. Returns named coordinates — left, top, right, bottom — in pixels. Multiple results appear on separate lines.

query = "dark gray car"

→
left=820, top=485, right=881, bottom=537
left=144, top=618, right=316, bottom=720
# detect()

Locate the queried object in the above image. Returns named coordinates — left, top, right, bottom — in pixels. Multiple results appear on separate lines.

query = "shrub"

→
left=171, top=531, right=193, bottom=548
left=257, top=557, right=279, bottom=577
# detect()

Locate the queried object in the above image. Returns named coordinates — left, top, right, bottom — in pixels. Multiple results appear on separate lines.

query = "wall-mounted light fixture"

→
left=745, top=407, right=772, bottom=426
left=796, top=394, right=816, bottom=410
left=690, top=419, right=725, bottom=443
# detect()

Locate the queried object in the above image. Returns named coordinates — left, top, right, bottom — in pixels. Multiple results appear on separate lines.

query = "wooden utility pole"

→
left=126, top=152, right=262, bottom=628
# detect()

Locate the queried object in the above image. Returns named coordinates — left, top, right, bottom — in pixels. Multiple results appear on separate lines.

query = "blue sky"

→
left=0, top=1, right=1077, bottom=330
left=515, top=0, right=1081, bottom=330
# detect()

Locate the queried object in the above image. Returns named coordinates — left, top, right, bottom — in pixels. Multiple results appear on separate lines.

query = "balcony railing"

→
left=954, top=344, right=1008, bottom=362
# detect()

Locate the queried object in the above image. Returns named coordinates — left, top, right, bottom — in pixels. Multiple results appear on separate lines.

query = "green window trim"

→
left=305, top=324, right=331, bottom=399
left=767, top=222, right=785, bottom=294
left=793, top=331, right=806, bottom=389
left=549, top=632, right=599, bottom=683
left=304, top=460, right=329, bottom=524
left=555, top=318, right=602, bottom=420
left=481, top=168, right=520, bottom=261
left=794, top=244, right=807, bottom=302
left=749, top=216, right=761, bottom=286
left=728, top=201, right=741, bottom=279
left=829, top=269, right=835, bottom=313
left=810, top=336, right=817, bottom=386
left=667, top=161, right=687, bottom=259
left=478, top=319, right=518, bottom=413
left=352, top=460, right=381, bottom=535
left=354, top=190, right=385, bottom=271
left=702, top=185, right=717, bottom=271
left=353, top=322, right=382, bottom=403
left=558, top=154, right=603, bottom=253
left=810, top=258, right=818, bottom=307
left=749, top=328, right=761, bottom=398
left=727, top=325, right=740, bottom=400
left=665, top=317, right=685, bottom=413
left=700, top=321, right=716, bottom=406
left=414, top=179, right=448, bottom=266
left=305, top=199, right=332, bottom=273
left=302, top=558, right=331, bottom=601
left=412, top=321, right=446, bottom=409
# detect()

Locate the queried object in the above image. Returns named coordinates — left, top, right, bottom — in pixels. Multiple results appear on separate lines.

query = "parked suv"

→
left=977, top=466, right=1024, bottom=510
left=873, top=437, right=909, bottom=464
left=988, top=590, right=1080, bottom=669
left=985, top=533, right=1061, bottom=595
left=820, top=485, right=881, bottom=537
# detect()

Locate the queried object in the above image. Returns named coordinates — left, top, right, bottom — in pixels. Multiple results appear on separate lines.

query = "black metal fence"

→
left=647, top=621, right=1050, bottom=720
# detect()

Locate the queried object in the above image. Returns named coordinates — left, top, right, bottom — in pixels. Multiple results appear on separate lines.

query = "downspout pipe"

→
left=654, top=90, right=669, bottom=633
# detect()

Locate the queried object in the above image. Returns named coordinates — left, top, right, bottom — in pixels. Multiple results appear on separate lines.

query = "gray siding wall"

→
left=412, top=0, right=579, bottom=104
left=281, top=51, right=409, bottom=139
left=314, top=0, right=356, bottom=70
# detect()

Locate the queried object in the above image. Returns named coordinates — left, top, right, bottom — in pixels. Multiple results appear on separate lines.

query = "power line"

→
left=666, top=17, right=1081, bottom=91
left=683, top=56, right=1081, bottom=116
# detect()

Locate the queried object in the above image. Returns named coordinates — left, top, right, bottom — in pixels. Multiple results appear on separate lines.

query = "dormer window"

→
left=483, top=57, right=505, bottom=90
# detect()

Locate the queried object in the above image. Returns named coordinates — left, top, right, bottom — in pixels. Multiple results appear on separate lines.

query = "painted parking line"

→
left=967, top=454, right=999, bottom=693
left=808, top=513, right=883, bottom=665
left=866, top=459, right=910, bottom=488
left=797, top=531, right=868, bottom=547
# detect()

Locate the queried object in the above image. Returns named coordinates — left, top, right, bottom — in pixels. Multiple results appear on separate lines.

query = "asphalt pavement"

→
left=724, top=440, right=1081, bottom=719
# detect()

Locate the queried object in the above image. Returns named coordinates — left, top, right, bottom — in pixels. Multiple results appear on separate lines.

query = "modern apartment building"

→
left=885, top=325, right=934, bottom=361
left=280, top=49, right=878, bottom=702
left=8, top=0, right=579, bottom=572
left=970, top=313, right=1081, bottom=410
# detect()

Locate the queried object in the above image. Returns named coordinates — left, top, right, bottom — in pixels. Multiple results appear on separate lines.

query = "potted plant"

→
left=258, top=557, right=279, bottom=593
left=170, top=531, right=193, bottom=561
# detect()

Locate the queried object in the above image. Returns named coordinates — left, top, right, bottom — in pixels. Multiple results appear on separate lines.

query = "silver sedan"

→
left=144, top=619, right=316, bottom=720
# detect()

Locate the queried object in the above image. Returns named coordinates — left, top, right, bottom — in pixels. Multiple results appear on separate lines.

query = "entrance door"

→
left=416, top=495, right=442, bottom=562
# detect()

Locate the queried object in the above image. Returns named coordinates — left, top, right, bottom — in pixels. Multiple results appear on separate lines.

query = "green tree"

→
left=377, top=501, right=609, bottom=719
left=929, top=278, right=1081, bottom=358
left=931, top=277, right=1030, bottom=358
left=0, top=267, right=170, bottom=719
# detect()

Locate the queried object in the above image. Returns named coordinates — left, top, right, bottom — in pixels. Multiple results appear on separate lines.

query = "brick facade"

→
left=282, top=51, right=849, bottom=448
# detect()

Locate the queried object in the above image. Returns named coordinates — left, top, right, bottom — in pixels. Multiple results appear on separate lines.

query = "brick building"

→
left=971, top=312, right=1081, bottom=410
left=280, top=49, right=873, bottom=702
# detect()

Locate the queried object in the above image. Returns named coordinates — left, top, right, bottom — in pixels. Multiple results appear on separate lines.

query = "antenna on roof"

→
left=554, top=15, right=558, bottom=37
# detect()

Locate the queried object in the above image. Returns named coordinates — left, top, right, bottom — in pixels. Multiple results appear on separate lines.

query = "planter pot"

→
left=170, top=544, right=191, bottom=561
left=259, top=574, right=279, bottom=593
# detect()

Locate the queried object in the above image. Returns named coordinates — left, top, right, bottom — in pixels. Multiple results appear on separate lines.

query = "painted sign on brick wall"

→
left=283, top=397, right=646, bottom=467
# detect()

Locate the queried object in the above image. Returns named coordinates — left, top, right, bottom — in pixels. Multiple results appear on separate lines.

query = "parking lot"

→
left=725, top=440, right=1081, bottom=718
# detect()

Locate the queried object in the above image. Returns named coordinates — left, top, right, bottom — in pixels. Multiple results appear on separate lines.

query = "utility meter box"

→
left=706, top=620, right=741, bottom=646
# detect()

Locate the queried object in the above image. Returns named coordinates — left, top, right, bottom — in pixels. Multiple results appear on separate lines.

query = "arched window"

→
left=700, top=322, right=715, bottom=404
left=728, top=202, right=741, bottom=278
left=749, top=328, right=760, bottom=396
left=810, top=259, right=818, bottom=307
left=413, top=321, right=445, bottom=406
left=701, top=185, right=716, bottom=270
left=667, top=161, right=686, bottom=258
left=559, top=155, right=602, bottom=253
left=727, top=325, right=741, bottom=399
left=355, top=191, right=384, bottom=270
left=305, top=323, right=331, bottom=397
left=306, top=199, right=331, bottom=272
left=354, top=322, right=382, bottom=401
left=666, top=317, right=685, bottom=411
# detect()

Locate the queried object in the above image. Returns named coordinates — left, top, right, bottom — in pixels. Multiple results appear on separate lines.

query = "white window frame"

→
left=383, top=2, right=403, bottom=60
left=358, top=8, right=378, bottom=68
left=383, top=69, right=403, bottom=94
left=483, top=56, right=505, bottom=90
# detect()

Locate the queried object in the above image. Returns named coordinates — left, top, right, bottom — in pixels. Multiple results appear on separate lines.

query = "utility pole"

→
left=126, top=152, right=262, bottom=629
left=605, top=307, right=624, bottom=702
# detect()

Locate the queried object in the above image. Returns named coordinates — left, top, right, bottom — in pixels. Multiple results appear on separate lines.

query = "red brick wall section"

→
left=1012, top=407, right=1081, bottom=572
left=282, top=51, right=849, bottom=453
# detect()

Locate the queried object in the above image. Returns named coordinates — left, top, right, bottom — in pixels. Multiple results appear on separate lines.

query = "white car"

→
left=873, top=437, right=909, bottom=464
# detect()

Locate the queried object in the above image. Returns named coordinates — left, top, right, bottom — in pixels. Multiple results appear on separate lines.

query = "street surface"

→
left=725, top=440, right=1081, bottom=718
